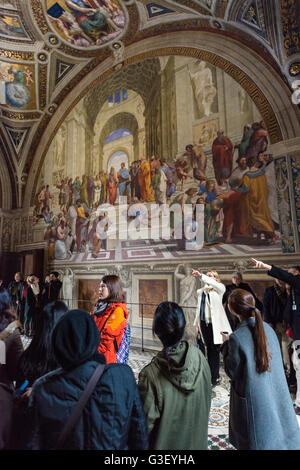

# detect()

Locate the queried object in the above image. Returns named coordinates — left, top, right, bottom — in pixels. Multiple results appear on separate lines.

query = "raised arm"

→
left=251, top=258, right=300, bottom=291
left=201, top=273, right=225, bottom=295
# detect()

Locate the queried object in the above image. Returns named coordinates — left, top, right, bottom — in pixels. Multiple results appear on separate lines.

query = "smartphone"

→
left=14, top=380, right=29, bottom=400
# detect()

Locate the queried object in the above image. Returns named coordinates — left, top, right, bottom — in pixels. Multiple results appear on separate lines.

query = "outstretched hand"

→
left=192, top=269, right=202, bottom=278
left=250, top=258, right=272, bottom=270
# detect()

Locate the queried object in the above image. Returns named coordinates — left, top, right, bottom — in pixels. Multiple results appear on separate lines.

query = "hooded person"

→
left=138, top=302, right=212, bottom=450
left=26, top=309, right=148, bottom=450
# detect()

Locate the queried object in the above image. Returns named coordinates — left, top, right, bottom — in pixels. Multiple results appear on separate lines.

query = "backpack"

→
left=115, top=322, right=131, bottom=364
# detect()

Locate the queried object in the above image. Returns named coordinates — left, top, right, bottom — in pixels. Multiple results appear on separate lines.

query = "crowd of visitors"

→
left=0, top=258, right=300, bottom=451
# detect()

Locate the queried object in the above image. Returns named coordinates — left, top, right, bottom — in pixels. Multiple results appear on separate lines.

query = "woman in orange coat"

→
left=93, top=275, right=129, bottom=364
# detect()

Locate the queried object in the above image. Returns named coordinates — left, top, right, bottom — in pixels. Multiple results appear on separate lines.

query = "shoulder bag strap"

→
left=56, top=363, right=106, bottom=450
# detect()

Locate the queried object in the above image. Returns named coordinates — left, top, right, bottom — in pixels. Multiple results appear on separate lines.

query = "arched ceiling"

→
left=84, top=57, right=161, bottom=127
left=99, top=111, right=139, bottom=150
left=0, top=0, right=299, bottom=210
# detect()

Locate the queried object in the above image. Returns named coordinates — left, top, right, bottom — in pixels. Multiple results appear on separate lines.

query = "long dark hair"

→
left=101, top=275, right=125, bottom=303
left=153, top=302, right=186, bottom=360
left=17, top=301, right=68, bottom=386
left=228, top=289, right=270, bottom=374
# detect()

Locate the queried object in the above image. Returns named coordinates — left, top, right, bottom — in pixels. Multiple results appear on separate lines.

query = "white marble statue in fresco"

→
left=175, top=264, right=198, bottom=345
left=62, top=268, right=74, bottom=305
left=189, top=60, right=217, bottom=117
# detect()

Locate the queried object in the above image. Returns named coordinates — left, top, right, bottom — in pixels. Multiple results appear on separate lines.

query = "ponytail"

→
left=252, top=308, right=271, bottom=373
left=228, top=289, right=271, bottom=374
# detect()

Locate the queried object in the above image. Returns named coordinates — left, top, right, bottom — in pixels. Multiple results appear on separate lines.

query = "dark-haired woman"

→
left=16, top=300, right=69, bottom=388
left=11, top=301, right=69, bottom=449
left=221, top=289, right=300, bottom=450
left=93, top=275, right=129, bottom=364
left=138, top=302, right=212, bottom=450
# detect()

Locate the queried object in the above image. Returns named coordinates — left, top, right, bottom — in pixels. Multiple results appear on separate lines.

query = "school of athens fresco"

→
left=33, top=55, right=282, bottom=263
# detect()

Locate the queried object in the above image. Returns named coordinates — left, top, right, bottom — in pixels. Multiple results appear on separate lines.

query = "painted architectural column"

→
left=174, top=57, right=194, bottom=154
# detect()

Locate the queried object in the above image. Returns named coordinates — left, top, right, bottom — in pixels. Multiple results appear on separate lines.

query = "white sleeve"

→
left=201, top=273, right=226, bottom=295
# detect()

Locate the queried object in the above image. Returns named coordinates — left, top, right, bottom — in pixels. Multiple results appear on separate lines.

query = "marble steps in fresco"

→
left=53, top=236, right=282, bottom=264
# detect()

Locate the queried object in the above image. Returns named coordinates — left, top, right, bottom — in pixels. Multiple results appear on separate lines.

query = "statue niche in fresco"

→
left=53, top=126, right=66, bottom=169
left=189, top=60, right=217, bottom=118
left=46, top=0, right=125, bottom=47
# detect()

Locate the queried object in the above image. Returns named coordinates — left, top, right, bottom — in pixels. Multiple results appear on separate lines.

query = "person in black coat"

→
left=7, top=272, right=26, bottom=324
left=24, top=275, right=43, bottom=337
left=25, top=309, right=148, bottom=450
left=251, top=259, right=300, bottom=415
left=223, top=271, right=262, bottom=330
left=263, top=278, right=290, bottom=373
left=43, top=271, right=62, bottom=305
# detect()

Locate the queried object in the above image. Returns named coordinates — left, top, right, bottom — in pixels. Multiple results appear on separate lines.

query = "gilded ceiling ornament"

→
left=38, top=64, right=48, bottom=110
left=280, top=0, right=300, bottom=57
left=49, top=34, right=59, bottom=45
left=0, top=49, right=34, bottom=61
left=37, top=51, right=48, bottom=63
left=30, top=0, right=51, bottom=35
left=212, top=20, right=222, bottom=29
left=289, top=62, right=300, bottom=76
left=2, top=110, right=41, bottom=121
left=47, top=104, right=57, bottom=114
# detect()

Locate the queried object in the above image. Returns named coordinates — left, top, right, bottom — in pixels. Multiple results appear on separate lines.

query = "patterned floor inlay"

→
left=208, top=385, right=230, bottom=436
left=208, top=435, right=235, bottom=451
left=52, top=235, right=282, bottom=264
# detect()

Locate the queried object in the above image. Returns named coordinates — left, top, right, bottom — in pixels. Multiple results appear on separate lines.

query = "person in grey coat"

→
left=221, top=288, right=300, bottom=450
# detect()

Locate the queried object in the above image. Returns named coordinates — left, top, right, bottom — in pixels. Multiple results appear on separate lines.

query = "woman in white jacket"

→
left=192, top=269, right=232, bottom=386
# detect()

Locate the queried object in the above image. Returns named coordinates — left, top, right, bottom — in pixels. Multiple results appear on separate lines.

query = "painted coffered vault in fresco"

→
left=0, top=0, right=299, bottom=210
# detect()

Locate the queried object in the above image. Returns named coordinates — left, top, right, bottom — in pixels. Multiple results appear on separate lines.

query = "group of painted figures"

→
left=47, top=0, right=125, bottom=47
left=33, top=121, right=279, bottom=259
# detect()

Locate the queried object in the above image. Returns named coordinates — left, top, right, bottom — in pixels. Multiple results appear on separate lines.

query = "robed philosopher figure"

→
left=212, top=131, right=233, bottom=185
left=138, top=156, right=155, bottom=202
left=241, top=157, right=277, bottom=244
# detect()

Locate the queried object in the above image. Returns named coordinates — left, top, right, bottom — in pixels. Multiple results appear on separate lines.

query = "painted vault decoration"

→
left=0, top=11, right=29, bottom=40
left=45, top=0, right=126, bottom=47
left=0, top=62, right=36, bottom=110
